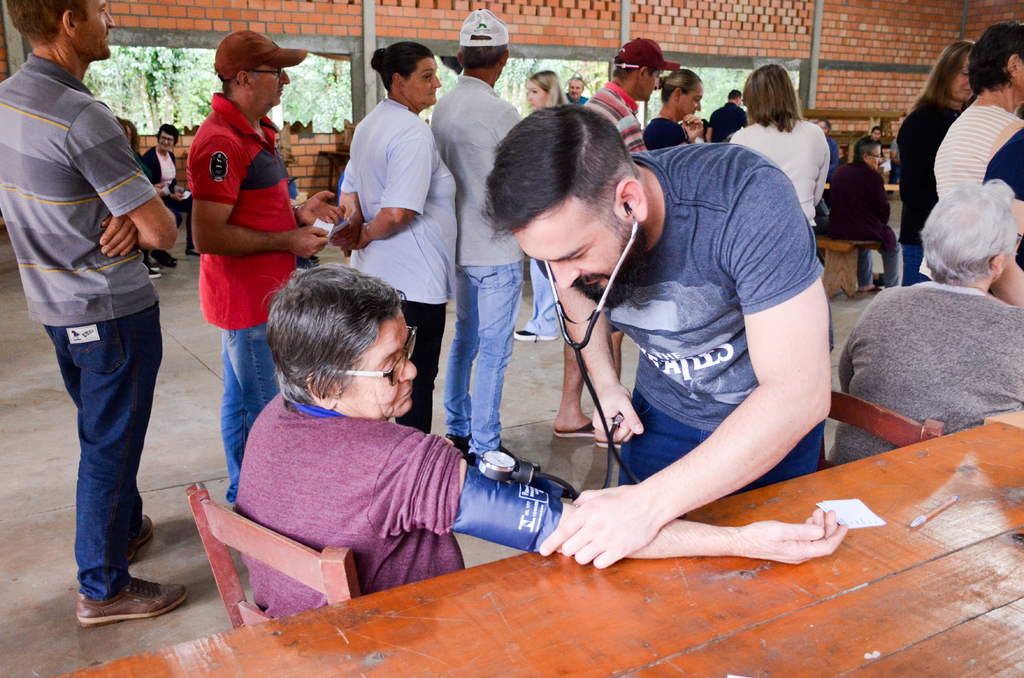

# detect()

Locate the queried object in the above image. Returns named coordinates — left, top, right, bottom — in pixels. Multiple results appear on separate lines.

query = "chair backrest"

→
left=819, top=391, right=944, bottom=470
left=187, top=482, right=361, bottom=629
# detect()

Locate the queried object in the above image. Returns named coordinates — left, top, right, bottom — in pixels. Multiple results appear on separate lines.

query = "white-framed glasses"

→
left=342, top=326, right=416, bottom=386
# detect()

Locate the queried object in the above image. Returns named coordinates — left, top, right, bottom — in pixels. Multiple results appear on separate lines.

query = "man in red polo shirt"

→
left=188, top=30, right=344, bottom=503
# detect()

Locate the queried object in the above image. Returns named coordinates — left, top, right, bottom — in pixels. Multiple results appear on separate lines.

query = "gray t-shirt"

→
left=0, top=56, right=158, bottom=326
left=832, top=283, right=1024, bottom=464
left=431, top=76, right=522, bottom=267
left=343, top=98, right=457, bottom=304
left=606, top=144, right=823, bottom=430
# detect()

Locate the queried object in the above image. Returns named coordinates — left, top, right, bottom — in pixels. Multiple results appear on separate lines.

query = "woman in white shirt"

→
left=731, top=64, right=831, bottom=226
left=336, top=42, right=458, bottom=434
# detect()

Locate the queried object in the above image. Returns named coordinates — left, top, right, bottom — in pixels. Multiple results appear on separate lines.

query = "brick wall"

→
left=139, top=126, right=342, bottom=195
left=0, top=13, right=8, bottom=82
left=965, top=0, right=1022, bottom=41
left=819, top=0, right=962, bottom=65
left=107, top=0, right=361, bottom=37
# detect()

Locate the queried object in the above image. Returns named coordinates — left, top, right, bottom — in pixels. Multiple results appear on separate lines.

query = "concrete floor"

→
left=0, top=205, right=897, bottom=677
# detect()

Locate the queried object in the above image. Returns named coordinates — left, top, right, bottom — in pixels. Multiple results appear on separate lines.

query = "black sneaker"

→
left=514, top=329, right=557, bottom=342
left=151, top=250, right=177, bottom=268
left=143, top=257, right=161, bottom=279
left=445, top=434, right=471, bottom=454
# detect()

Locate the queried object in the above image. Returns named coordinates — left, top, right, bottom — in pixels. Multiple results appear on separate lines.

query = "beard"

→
left=571, top=225, right=649, bottom=308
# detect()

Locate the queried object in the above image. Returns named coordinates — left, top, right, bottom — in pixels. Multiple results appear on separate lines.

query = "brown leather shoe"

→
left=126, top=515, right=153, bottom=562
left=76, top=578, right=187, bottom=627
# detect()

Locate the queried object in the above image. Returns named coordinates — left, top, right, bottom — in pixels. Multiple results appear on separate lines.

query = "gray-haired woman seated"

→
left=831, top=180, right=1024, bottom=465
left=235, top=264, right=846, bottom=619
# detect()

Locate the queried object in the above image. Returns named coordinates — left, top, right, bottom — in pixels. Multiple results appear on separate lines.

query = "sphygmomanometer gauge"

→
left=478, top=450, right=516, bottom=482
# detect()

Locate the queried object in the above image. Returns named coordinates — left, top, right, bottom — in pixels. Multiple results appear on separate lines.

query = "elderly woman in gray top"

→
left=831, top=180, right=1024, bottom=464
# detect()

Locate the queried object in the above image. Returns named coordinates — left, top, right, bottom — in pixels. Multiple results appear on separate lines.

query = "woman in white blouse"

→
left=731, top=64, right=831, bottom=227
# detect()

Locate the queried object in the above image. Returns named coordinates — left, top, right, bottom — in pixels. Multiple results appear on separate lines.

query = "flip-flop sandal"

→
left=553, top=423, right=596, bottom=438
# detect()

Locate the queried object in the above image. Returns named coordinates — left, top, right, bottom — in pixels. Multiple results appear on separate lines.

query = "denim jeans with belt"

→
left=221, top=322, right=278, bottom=504
left=620, top=390, right=824, bottom=492
left=444, top=263, right=524, bottom=454
left=45, top=303, right=162, bottom=601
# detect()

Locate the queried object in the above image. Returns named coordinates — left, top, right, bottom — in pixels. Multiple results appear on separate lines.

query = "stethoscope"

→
left=544, top=205, right=641, bottom=487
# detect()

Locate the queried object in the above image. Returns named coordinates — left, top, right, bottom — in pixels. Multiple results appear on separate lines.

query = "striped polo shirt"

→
left=0, top=55, right=158, bottom=326
left=586, top=83, right=647, bottom=153
left=934, top=103, right=1023, bottom=198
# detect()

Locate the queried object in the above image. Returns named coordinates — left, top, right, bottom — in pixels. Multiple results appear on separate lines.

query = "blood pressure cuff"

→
left=452, top=468, right=562, bottom=553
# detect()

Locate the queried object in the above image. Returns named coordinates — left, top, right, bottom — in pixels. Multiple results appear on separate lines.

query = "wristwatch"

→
left=478, top=450, right=516, bottom=482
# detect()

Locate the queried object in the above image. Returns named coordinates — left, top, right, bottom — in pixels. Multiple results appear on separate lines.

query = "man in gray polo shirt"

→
left=0, top=0, right=184, bottom=626
left=432, top=10, right=523, bottom=457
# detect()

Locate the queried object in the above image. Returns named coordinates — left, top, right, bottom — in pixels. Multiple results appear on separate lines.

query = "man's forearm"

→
left=194, top=221, right=293, bottom=256
left=364, top=207, right=416, bottom=242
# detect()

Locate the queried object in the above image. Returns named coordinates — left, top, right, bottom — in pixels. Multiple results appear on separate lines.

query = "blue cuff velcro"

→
left=452, top=467, right=563, bottom=553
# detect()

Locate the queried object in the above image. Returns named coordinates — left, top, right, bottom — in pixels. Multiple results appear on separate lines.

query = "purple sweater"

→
left=826, top=160, right=896, bottom=250
left=235, top=396, right=465, bottom=618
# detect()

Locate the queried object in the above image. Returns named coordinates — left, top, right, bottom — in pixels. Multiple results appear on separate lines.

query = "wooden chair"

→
left=816, top=235, right=883, bottom=299
left=187, top=482, right=361, bottom=629
left=819, top=391, right=944, bottom=470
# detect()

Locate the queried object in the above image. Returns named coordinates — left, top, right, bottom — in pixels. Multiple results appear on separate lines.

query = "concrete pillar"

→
left=960, top=0, right=968, bottom=40
left=619, top=0, right=630, bottom=46
left=806, top=0, right=825, bottom=108
left=361, top=0, right=378, bottom=120
left=2, top=0, right=28, bottom=76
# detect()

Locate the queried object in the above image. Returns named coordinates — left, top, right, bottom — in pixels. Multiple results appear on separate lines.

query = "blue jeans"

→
left=523, top=258, right=557, bottom=337
left=445, top=263, right=524, bottom=454
left=857, top=245, right=901, bottom=288
left=901, top=244, right=928, bottom=286
left=45, top=303, right=162, bottom=600
left=620, top=390, right=823, bottom=492
left=221, top=322, right=278, bottom=503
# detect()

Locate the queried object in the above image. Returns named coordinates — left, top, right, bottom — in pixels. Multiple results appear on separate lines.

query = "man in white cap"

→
left=431, top=10, right=524, bottom=460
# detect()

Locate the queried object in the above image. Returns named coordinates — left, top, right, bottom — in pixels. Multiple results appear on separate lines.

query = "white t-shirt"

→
left=731, top=120, right=831, bottom=225
left=934, top=103, right=1023, bottom=198
left=342, top=98, right=457, bottom=305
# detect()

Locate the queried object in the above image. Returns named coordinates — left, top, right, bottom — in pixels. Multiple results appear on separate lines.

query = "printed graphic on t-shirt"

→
left=210, top=152, right=228, bottom=181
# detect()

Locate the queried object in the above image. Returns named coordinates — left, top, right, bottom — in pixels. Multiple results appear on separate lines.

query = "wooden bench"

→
left=816, top=235, right=882, bottom=299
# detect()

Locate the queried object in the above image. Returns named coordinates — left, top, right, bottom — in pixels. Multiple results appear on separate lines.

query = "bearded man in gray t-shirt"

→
left=0, top=0, right=184, bottom=626
left=485, top=106, right=832, bottom=569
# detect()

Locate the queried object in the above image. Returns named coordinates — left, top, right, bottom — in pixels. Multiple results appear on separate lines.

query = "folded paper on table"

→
left=816, top=499, right=886, bottom=528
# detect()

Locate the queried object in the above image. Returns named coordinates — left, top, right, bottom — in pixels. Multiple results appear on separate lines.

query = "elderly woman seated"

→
left=235, top=264, right=846, bottom=619
left=831, top=180, right=1024, bottom=465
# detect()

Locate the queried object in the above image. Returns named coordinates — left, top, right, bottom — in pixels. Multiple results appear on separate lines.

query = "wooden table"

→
left=64, top=424, right=1024, bottom=677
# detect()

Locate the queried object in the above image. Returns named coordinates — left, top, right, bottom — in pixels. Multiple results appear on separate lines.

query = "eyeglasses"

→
left=342, top=326, right=416, bottom=386
left=157, top=136, right=175, bottom=144
left=249, top=68, right=284, bottom=79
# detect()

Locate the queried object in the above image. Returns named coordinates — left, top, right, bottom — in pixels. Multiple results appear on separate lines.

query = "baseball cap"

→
left=459, top=9, right=509, bottom=47
left=614, top=38, right=680, bottom=71
left=215, top=30, right=308, bottom=81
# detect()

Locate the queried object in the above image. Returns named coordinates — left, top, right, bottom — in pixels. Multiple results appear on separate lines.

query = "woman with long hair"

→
left=643, top=69, right=704, bottom=150
left=896, top=40, right=974, bottom=285
left=731, top=64, right=830, bottom=227
left=336, top=41, right=457, bottom=434
left=526, top=70, right=568, bottom=111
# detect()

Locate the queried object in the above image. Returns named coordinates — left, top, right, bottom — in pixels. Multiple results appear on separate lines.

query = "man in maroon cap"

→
left=586, top=38, right=680, bottom=153
left=188, top=30, right=344, bottom=504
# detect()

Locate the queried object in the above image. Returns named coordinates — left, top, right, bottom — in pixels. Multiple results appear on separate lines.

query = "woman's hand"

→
left=682, top=115, right=704, bottom=143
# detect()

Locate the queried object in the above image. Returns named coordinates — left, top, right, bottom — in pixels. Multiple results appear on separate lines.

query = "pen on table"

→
left=910, top=495, right=959, bottom=528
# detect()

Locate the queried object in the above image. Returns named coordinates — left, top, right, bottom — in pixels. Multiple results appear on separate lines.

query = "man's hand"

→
left=288, top=226, right=329, bottom=258
left=296, top=191, right=346, bottom=227
left=592, top=383, right=643, bottom=445
left=539, top=483, right=666, bottom=568
left=337, top=191, right=366, bottom=230
left=682, top=115, right=704, bottom=142
left=99, top=214, right=139, bottom=258
left=731, top=509, right=848, bottom=564
left=329, top=220, right=363, bottom=250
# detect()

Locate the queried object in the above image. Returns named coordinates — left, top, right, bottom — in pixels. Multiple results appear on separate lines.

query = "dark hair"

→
left=728, top=89, right=742, bottom=100
left=969, top=22, right=1024, bottom=93
left=854, top=136, right=882, bottom=162
left=816, top=118, right=832, bottom=132
left=460, top=44, right=507, bottom=70
left=371, top=42, right=434, bottom=93
left=7, top=0, right=87, bottom=44
left=485, top=106, right=636, bottom=235
left=660, top=69, right=702, bottom=104
left=267, top=264, right=404, bottom=405
left=157, top=124, right=180, bottom=144
left=912, top=40, right=973, bottom=113
left=744, top=64, right=802, bottom=133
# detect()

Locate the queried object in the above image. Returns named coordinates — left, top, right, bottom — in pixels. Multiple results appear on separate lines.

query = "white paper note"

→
left=816, top=499, right=886, bottom=528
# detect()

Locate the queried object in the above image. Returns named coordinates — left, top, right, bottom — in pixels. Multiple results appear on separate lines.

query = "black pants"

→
left=395, top=301, right=447, bottom=434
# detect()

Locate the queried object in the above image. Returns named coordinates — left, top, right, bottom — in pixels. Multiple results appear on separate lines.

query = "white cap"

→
left=459, top=9, right=509, bottom=47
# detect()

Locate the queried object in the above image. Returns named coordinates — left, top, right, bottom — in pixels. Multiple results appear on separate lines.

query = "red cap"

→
left=614, top=38, right=680, bottom=71
left=214, top=31, right=308, bottom=81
